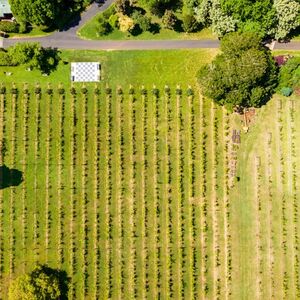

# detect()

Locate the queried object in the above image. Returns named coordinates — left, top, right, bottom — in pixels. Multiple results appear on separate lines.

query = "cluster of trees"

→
left=198, top=32, right=278, bottom=110
left=130, top=0, right=300, bottom=40
left=0, top=42, right=60, bottom=73
left=8, top=0, right=90, bottom=30
left=8, top=265, right=69, bottom=300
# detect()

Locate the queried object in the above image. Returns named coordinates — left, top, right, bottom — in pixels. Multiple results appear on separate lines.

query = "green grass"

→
left=77, top=4, right=215, bottom=41
left=0, top=49, right=218, bottom=88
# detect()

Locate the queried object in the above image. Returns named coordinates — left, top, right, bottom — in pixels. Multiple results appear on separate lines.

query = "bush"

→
left=162, top=10, right=177, bottom=30
left=182, top=14, right=198, bottom=33
left=0, top=21, right=19, bottom=33
left=281, top=87, right=293, bottom=97
left=0, top=50, right=14, bottom=66
left=131, top=10, right=151, bottom=32
left=0, top=86, right=6, bottom=94
left=108, top=14, right=119, bottom=29
left=115, top=0, right=132, bottom=15
left=118, top=13, right=134, bottom=33
left=81, top=87, right=88, bottom=94
left=97, top=17, right=112, bottom=36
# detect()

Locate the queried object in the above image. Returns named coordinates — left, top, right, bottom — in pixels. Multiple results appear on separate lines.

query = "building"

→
left=0, top=0, right=12, bottom=20
left=71, top=62, right=101, bottom=82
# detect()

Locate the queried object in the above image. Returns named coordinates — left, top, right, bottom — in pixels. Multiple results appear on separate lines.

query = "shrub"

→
left=117, top=87, right=123, bottom=95
left=81, top=87, right=88, bottom=94
left=140, top=87, right=147, bottom=95
left=152, top=87, right=159, bottom=96
left=0, top=50, right=14, bottom=66
left=70, top=87, right=76, bottom=95
left=94, top=87, right=100, bottom=95
left=118, top=13, right=134, bottom=33
left=0, top=86, right=6, bottom=94
left=46, top=88, right=53, bottom=95
left=35, top=87, right=41, bottom=95
left=162, top=10, right=177, bottom=30
left=97, top=17, right=112, bottom=36
left=11, top=87, right=18, bottom=95
left=105, top=87, right=112, bottom=95
left=182, top=14, right=198, bottom=33
left=131, top=10, right=151, bottom=32
left=281, top=87, right=293, bottom=97
left=58, top=88, right=65, bottom=95
left=187, top=87, right=194, bottom=96
left=115, top=0, right=132, bottom=15
left=108, top=14, right=119, bottom=29
left=129, top=87, right=134, bottom=94
left=0, top=21, right=19, bottom=33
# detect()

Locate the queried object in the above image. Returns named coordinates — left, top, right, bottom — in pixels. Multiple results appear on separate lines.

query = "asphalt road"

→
left=3, top=0, right=300, bottom=51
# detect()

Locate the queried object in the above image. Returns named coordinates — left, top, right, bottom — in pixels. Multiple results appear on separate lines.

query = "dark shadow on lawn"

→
left=0, top=165, right=23, bottom=189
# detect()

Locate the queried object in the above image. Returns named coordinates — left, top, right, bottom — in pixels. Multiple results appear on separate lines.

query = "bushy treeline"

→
left=0, top=42, right=60, bottom=73
left=8, top=0, right=91, bottom=30
left=133, top=0, right=300, bottom=40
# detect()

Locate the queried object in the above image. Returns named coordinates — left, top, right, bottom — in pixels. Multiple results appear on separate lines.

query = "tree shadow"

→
left=149, top=23, right=161, bottom=34
left=39, top=48, right=61, bottom=75
left=34, top=265, right=70, bottom=299
left=0, top=165, right=23, bottom=189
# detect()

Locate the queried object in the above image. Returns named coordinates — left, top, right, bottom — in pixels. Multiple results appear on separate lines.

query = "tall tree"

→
left=198, top=32, right=278, bottom=109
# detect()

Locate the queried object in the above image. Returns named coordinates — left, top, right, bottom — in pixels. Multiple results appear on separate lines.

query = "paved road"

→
left=2, top=0, right=300, bottom=51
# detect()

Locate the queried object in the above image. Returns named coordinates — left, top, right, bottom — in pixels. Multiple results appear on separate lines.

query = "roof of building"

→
left=0, top=0, right=12, bottom=18
left=71, top=62, right=100, bottom=82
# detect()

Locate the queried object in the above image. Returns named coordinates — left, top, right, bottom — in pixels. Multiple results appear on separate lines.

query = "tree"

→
left=162, top=10, right=177, bottom=30
left=8, top=0, right=89, bottom=29
left=131, top=10, right=151, bottom=32
left=115, top=0, right=132, bottom=15
left=198, top=32, right=278, bottom=110
left=182, top=14, right=199, bottom=32
left=118, top=13, right=135, bottom=32
left=8, top=265, right=69, bottom=300
left=97, top=16, right=112, bottom=35
left=274, top=0, right=300, bottom=40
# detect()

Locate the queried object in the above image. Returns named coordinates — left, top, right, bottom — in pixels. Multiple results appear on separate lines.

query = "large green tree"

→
left=9, top=0, right=90, bottom=29
left=198, top=32, right=278, bottom=109
left=9, top=265, right=69, bottom=300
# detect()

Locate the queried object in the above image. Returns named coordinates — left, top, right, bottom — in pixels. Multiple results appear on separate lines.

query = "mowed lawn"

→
left=0, top=49, right=218, bottom=89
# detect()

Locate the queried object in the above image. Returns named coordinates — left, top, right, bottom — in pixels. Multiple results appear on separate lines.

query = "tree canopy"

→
left=8, top=0, right=90, bottom=29
left=8, top=265, right=69, bottom=300
left=198, top=32, right=278, bottom=110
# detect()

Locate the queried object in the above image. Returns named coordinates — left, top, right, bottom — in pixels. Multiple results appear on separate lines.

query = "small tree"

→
left=8, top=265, right=69, bottom=300
left=97, top=17, right=112, bottom=36
left=115, top=0, right=132, bottom=15
left=182, top=14, right=198, bottom=33
left=131, top=10, right=151, bottom=32
left=162, top=10, right=177, bottom=30
left=118, top=14, right=135, bottom=33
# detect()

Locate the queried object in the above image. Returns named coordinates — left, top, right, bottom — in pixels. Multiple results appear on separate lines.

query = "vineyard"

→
left=0, top=83, right=299, bottom=299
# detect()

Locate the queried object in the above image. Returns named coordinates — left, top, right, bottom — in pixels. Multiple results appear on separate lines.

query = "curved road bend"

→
left=2, top=0, right=300, bottom=51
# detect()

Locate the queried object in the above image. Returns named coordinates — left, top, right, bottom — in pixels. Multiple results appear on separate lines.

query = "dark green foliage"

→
left=0, top=21, right=19, bottom=33
left=221, top=0, right=277, bottom=39
left=70, top=87, right=76, bottom=95
left=198, top=32, right=278, bottom=109
left=0, top=50, right=14, bottom=66
left=81, top=87, right=88, bottom=94
left=9, top=0, right=89, bottom=29
left=5, top=43, right=60, bottom=73
left=97, top=16, right=112, bottom=36
left=115, top=0, right=132, bottom=15
left=277, top=57, right=300, bottom=91
left=131, top=10, right=151, bottom=32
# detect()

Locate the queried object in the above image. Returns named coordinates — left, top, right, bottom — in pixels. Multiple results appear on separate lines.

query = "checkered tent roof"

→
left=71, top=62, right=100, bottom=82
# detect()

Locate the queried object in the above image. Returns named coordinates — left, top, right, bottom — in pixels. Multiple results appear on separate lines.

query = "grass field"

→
left=0, top=49, right=217, bottom=88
